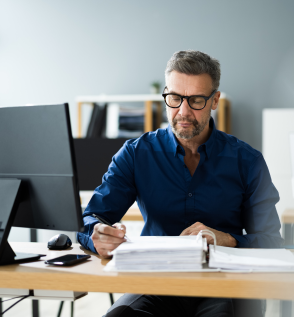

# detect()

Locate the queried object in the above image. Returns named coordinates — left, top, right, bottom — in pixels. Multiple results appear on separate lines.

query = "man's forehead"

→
left=166, top=72, right=213, bottom=94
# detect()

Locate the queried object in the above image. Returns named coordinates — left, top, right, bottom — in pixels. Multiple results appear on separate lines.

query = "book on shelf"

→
left=86, top=103, right=107, bottom=138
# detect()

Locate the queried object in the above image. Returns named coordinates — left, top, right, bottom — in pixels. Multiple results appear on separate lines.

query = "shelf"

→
left=76, top=95, right=163, bottom=138
left=76, top=93, right=231, bottom=138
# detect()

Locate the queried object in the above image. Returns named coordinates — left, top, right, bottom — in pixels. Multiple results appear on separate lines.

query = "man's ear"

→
left=212, top=91, right=221, bottom=111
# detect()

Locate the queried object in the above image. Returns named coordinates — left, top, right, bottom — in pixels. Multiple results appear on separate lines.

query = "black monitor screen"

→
left=0, top=104, right=83, bottom=232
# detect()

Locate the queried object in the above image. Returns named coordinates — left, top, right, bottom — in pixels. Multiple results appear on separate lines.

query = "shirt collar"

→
left=167, top=124, right=181, bottom=157
left=203, top=117, right=216, bottom=159
left=167, top=117, right=216, bottom=159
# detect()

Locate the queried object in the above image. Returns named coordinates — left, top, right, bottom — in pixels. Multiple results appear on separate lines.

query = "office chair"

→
left=232, top=299, right=266, bottom=317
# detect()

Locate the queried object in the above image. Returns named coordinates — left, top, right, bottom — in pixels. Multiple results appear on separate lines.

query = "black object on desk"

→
left=0, top=104, right=84, bottom=266
left=0, top=179, right=45, bottom=265
left=48, top=234, right=72, bottom=250
left=45, top=254, right=91, bottom=266
left=92, top=214, right=130, bottom=241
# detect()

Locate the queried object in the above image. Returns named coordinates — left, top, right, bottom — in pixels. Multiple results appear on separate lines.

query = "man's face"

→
left=165, top=71, right=219, bottom=140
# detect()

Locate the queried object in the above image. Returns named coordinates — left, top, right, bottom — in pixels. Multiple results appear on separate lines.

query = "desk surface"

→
left=122, top=206, right=143, bottom=221
left=282, top=209, right=294, bottom=224
left=80, top=191, right=144, bottom=222
left=1, top=243, right=294, bottom=301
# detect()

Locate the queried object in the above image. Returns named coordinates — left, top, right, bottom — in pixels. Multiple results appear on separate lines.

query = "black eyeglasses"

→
left=162, top=87, right=217, bottom=110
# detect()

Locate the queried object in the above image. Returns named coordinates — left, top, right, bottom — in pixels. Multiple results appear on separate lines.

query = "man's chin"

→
left=173, top=127, right=197, bottom=140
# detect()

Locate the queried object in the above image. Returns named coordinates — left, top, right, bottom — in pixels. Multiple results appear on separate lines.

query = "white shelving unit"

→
left=76, top=93, right=231, bottom=138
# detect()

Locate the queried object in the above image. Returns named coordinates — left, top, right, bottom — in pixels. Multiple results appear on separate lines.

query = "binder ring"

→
left=199, top=229, right=216, bottom=251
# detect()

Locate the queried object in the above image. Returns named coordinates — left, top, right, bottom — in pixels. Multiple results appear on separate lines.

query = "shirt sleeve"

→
left=230, top=154, right=284, bottom=248
left=77, top=140, right=137, bottom=253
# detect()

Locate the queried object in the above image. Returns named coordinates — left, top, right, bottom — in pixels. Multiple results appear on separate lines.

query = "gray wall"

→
left=1, top=0, right=294, bottom=151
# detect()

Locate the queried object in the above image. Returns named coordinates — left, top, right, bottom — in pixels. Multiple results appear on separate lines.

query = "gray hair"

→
left=165, top=50, right=221, bottom=90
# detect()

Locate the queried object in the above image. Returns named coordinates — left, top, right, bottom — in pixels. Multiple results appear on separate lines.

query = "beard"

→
left=167, top=109, right=211, bottom=140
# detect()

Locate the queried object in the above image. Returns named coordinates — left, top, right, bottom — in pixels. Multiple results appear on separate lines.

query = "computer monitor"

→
left=0, top=103, right=84, bottom=265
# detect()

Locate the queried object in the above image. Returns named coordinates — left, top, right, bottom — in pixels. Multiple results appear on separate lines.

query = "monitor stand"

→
left=0, top=179, right=45, bottom=265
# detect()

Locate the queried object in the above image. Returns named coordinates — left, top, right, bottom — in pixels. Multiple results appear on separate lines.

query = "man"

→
left=77, top=50, right=283, bottom=316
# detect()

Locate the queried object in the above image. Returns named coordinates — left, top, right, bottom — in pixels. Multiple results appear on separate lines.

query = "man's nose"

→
left=178, top=98, right=192, bottom=116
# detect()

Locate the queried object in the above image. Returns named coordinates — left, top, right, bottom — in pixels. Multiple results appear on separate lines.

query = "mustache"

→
left=173, top=117, right=199, bottom=125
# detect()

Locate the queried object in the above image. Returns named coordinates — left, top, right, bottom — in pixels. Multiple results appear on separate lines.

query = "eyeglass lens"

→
left=165, top=94, right=206, bottom=110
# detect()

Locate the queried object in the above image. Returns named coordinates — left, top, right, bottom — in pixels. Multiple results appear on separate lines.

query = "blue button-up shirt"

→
left=77, top=119, right=283, bottom=253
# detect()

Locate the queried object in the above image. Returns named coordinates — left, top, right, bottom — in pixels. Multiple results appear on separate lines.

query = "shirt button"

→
left=188, top=193, right=193, bottom=197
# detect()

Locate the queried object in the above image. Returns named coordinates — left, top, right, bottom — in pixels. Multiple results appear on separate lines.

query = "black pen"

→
left=92, top=214, right=130, bottom=241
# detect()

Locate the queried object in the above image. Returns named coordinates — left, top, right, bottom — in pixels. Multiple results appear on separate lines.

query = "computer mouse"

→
left=47, top=234, right=72, bottom=250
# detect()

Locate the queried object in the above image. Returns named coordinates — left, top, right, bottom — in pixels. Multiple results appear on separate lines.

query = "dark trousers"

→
left=103, top=294, right=234, bottom=317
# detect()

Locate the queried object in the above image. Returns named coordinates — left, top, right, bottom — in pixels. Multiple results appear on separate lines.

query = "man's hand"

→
left=91, top=222, right=127, bottom=258
left=180, top=222, right=237, bottom=247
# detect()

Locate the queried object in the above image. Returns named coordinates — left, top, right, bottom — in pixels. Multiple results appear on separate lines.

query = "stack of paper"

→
left=209, top=246, right=294, bottom=272
left=105, top=236, right=206, bottom=272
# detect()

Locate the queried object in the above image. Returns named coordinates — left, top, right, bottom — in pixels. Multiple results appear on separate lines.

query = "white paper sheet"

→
left=105, top=235, right=205, bottom=272
left=209, top=246, right=294, bottom=271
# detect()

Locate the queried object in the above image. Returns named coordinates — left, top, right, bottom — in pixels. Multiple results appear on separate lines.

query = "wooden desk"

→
left=121, top=205, right=143, bottom=221
left=80, top=191, right=144, bottom=222
left=282, top=209, right=294, bottom=224
left=282, top=209, right=294, bottom=246
left=1, top=243, right=294, bottom=301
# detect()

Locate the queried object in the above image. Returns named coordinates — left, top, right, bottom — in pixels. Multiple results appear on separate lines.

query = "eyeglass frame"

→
left=162, top=86, right=217, bottom=110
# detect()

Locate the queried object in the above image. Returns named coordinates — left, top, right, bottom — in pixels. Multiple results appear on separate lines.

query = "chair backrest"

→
left=232, top=299, right=266, bottom=317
